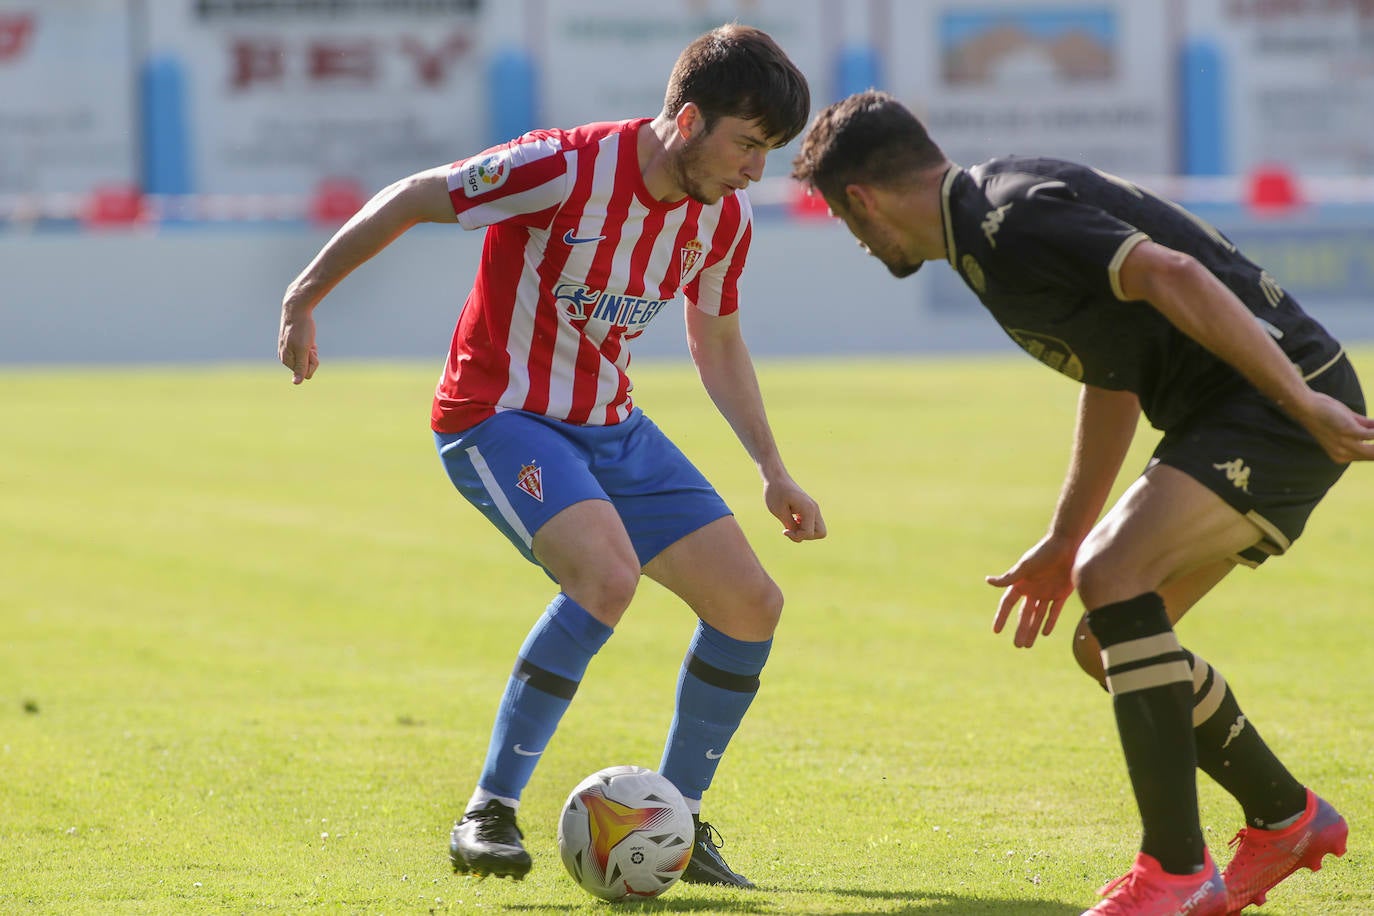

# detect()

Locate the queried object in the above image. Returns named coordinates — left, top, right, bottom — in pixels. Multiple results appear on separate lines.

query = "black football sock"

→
left=1185, top=651, right=1308, bottom=829
left=1088, top=592, right=1204, bottom=876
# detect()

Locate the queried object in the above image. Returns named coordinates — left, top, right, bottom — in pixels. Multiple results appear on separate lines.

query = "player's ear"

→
left=844, top=183, right=876, bottom=216
left=674, top=103, right=705, bottom=140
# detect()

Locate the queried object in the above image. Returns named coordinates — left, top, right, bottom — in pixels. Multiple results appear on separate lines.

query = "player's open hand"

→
left=987, top=533, right=1077, bottom=648
left=278, top=307, right=319, bottom=384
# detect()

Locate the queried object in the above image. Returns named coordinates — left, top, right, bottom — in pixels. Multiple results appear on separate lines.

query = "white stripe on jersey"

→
left=432, top=119, right=752, bottom=433
left=461, top=184, right=564, bottom=231
left=543, top=141, right=620, bottom=421
left=450, top=135, right=566, bottom=230
left=496, top=149, right=579, bottom=417
left=690, top=193, right=749, bottom=317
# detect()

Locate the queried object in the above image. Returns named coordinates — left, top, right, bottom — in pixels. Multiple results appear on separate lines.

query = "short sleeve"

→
left=995, top=183, right=1149, bottom=302
left=447, top=131, right=572, bottom=231
left=684, top=193, right=752, bottom=317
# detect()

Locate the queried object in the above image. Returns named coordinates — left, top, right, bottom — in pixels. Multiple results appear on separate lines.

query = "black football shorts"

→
left=1147, top=352, right=1364, bottom=566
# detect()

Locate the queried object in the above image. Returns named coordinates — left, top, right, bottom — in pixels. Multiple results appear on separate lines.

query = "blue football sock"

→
left=476, top=594, right=612, bottom=801
left=660, top=621, right=771, bottom=802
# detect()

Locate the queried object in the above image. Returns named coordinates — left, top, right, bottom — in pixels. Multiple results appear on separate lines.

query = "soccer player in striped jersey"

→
left=794, top=91, right=1374, bottom=915
left=278, top=25, right=822, bottom=887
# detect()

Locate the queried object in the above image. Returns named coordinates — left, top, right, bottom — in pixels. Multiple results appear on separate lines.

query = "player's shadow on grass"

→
left=821, top=887, right=1084, bottom=914
left=502, top=887, right=1081, bottom=914
left=501, top=899, right=770, bottom=914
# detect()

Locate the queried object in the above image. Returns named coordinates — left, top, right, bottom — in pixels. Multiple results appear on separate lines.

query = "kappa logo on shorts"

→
left=1213, top=458, right=1252, bottom=493
left=516, top=461, right=544, bottom=502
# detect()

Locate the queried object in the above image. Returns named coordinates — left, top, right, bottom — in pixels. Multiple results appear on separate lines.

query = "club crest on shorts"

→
left=516, top=461, right=544, bottom=501
left=680, top=239, right=703, bottom=282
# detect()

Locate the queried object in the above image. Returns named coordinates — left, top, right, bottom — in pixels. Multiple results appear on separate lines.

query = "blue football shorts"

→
left=434, top=408, right=732, bottom=577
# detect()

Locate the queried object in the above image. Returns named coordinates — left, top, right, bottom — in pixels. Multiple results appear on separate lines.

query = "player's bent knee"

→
left=709, top=573, right=783, bottom=640
left=1073, top=552, right=1148, bottom=610
left=755, top=577, right=784, bottom=629
left=1070, top=617, right=1107, bottom=687
left=560, top=564, right=640, bottom=625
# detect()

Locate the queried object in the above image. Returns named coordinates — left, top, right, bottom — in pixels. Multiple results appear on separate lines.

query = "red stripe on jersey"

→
left=628, top=200, right=670, bottom=297
left=586, top=194, right=678, bottom=425
left=717, top=219, right=751, bottom=316
left=448, top=132, right=567, bottom=228
left=581, top=133, right=640, bottom=292
left=521, top=142, right=597, bottom=417
left=563, top=134, right=643, bottom=425
left=449, top=152, right=565, bottom=226
left=431, top=223, right=527, bottom=432
left=684, top=194, right=746, bottom=316
left=662, top=210, right=704, bottom=299
left=431, top=119, right=754, bottom=434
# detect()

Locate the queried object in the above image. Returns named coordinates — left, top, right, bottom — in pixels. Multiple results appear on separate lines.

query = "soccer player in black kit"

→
left=793, top=90, right=1374, bottom=916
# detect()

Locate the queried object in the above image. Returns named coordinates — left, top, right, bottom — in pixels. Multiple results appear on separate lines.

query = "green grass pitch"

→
left=3, top=353, right=1371, bottom=914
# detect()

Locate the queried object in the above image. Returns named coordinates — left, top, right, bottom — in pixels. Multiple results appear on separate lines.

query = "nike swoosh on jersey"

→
left=563, top=229, right=607, bottom=245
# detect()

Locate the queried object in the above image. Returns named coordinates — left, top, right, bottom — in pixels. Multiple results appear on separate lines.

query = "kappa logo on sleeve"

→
left=461, top=152, right=511, bottom=198
left=981, top=203, right=1012, bottom=248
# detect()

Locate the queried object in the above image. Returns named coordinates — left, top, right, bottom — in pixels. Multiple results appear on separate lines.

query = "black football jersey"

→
left=940, top=156, right=1343, bottom=430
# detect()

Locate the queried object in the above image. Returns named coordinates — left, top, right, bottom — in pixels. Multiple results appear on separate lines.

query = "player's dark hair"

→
left=792, top=90, right=946, bottom=203
left=663, top=24, right=810, bottom=146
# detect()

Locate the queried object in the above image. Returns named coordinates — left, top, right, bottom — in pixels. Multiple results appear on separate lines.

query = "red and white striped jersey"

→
left=430, top=118, right=753, bottom=433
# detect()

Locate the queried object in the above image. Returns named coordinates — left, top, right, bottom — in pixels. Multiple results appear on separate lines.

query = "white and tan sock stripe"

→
left=1100, top=630, right=1192, bottom=696
left=1188, top=652, right=1229, bottom=727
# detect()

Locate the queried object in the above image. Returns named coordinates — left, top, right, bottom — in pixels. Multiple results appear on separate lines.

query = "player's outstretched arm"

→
left=278, top=166, right=457, bottom=383
left=988, top=385, right=1139, bottom=647
left=684, top=307, right=826, bottom=542
left=1120, top=239, right=1374, bottom=461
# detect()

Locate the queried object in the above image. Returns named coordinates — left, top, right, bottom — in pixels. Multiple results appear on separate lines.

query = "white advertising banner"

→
left=536, top=0, right=829, bottom=167
left=146, top=0, right=486, bottom=195
left=886, top=0, right=1175, bottom=178
left=1188, top=0, right=1374, bottom=176
left=0, top=0, right=136, bottom=194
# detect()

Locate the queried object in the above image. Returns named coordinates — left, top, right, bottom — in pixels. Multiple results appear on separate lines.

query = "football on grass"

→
left=557, top=765, right=694, bottom=901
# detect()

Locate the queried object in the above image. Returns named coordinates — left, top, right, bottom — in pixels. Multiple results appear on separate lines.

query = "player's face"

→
left=832, top=197, right=924, bottom=279
left=672, top=116, right=774, bottom=205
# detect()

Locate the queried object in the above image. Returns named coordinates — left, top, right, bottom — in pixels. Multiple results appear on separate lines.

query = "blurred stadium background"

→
left=2, top=0, right=1373, bottom=366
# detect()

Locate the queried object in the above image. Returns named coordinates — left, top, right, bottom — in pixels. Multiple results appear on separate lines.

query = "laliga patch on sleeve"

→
left=461, top=151, right=511, bottom=198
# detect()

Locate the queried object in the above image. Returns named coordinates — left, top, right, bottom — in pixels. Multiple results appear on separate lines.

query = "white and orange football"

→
left=557, top=765, right=694, bottom=901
